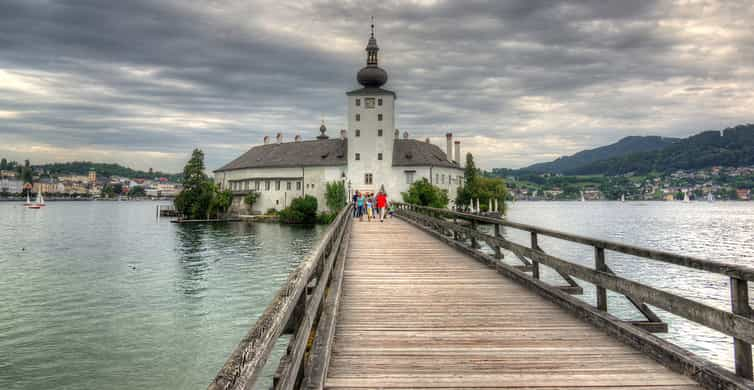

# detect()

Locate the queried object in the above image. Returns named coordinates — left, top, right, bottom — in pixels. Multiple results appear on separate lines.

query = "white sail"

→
left=683, top=191, right=690, bottom=203
left=580, top=191, right=585, bottom=202
left=26, top=192, right=31, bottom=204
left=707, top=193, right=715, bottom=202
left=36, top=191, right=42, bottom=204
left=621, top=194, right=625, bottom=202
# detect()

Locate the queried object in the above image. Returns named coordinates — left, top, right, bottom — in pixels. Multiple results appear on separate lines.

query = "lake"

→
left=1, top=200, right=752, bottom=389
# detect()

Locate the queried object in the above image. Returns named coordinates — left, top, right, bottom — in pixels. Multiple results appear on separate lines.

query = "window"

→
left=355, top=114, right=360, bottom=121
left=275, top=180, right=280, bottom=191
left=355, top=153, right=360, bottom=161
left=255, top=180, right=260, bottom=191
left=405, top=171, right=415, bottom=184
left=296, top=181, right=301, bottom=190
left=311, top=183, right=315, bottom=189
left=378, top=98, right=383, bottom=106
left=377, top=129, right=383, bottom=137
left=365, top=97, right=375, bottom=108
left=286, top=181, right=291, bottom=190
left=355, top=98, right=361, bottom=106
left=377, top=113, right=383, bottom=121
left=355, top=129, right=360, bottom=137
left=265, top=180, right=270, bottom=191
left=365, top=173, right=373, bottom=185
left=378, top=153, right=383, bottom=160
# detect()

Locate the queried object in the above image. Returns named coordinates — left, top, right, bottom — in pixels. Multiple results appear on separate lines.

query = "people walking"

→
left=352, top=191, right=359, bottom=217
left=356, top=192, right=365, bottom=221
left=376, top=191, right=387, bottom=222
left=366, top=194, right=373, bottom=222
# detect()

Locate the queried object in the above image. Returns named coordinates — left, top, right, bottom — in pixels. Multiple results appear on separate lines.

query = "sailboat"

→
left=683, top=191, right=690, bottom=203
left=621, top=194, right=625, bottom=202
left=27, top=191, right=46, bottom=209
left=707, top=193, right=715, bottom=202
left=580, top=191, right=585, bottom=202
left=23, top=192, right=33, bottom=207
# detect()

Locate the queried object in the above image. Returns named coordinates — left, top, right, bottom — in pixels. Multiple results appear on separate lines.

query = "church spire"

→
left=366, top=16, right=379, bottom=66
left=357, top=17, right=388, bottom=88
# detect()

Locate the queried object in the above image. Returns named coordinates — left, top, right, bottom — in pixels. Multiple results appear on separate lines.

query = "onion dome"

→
left=357, top=21, right=388, bottom=88
left=317, top=120, right=329, bottom=139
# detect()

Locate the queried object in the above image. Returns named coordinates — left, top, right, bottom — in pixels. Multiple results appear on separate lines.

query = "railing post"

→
left=595, top=247, right=607, bottom=311
left=453, top=216, right=458, bottom=240
left=471, top=219, right=479, bottom=249
left=493, top=224, right=502, bottom=259
left=530, top=232, right=540, bottom=279
left=731, top=277, right=753, bottom=379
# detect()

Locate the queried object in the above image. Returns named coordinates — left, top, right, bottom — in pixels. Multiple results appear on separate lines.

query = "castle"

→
left=214, top=24, right=464, bottom=213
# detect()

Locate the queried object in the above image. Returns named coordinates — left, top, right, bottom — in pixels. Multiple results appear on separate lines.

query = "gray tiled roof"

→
left=214, top=139, right=347, bottom=172
left=392, top=139, right=461, bottom=169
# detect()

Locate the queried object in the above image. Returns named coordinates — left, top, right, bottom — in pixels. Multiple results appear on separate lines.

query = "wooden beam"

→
left=731, top=277, right=753, bottom=380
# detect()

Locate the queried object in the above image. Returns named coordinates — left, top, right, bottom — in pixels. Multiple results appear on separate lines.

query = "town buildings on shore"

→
left=214, top=25, right=464, bottom=214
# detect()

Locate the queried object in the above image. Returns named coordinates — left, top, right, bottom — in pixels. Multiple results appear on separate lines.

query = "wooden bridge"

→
left=208, top=204, right=754, bottom=390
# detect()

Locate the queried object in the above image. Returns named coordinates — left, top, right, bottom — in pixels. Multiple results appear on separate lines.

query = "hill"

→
left=568, top=124, right=754, bottom=175
left=36, top=161, right=181, bottom=181
left=523, top=136, right=678, bottom=173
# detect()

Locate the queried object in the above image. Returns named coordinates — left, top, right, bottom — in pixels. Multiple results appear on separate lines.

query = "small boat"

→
left=707, top=193, right=715, bottom=202
left=683, top=191, right=690, bottom=203
left=580, top=191, right=585, bottom=202
left=621, top=194, right=625, bottom=202
left=31, top=191, right=46, bottom=208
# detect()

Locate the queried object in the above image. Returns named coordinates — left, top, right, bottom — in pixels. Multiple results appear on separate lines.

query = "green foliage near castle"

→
left=174, top=149, right=231, bottom=219
left=278, top=195, right=319, bottom=224
left=402, top=178, right=449, bottom=209
left=457, top=153, right=508, bottom=213
left=325, top=181, right=346, bottom=213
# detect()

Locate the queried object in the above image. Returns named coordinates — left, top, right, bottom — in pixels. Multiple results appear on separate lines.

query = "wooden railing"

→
left=208, top=204, right=353, bottom=390
left=395, top=203, right=754, bottom=388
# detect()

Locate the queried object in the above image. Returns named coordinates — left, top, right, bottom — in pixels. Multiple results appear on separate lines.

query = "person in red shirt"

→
left=376, top=191, right=388, bottom=222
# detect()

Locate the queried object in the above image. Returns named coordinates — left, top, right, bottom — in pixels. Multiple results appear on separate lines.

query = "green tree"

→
left=457, top=153, right=508, bottom=213
left=128, top=186, right=146, bottom=197
left=325, top=181, right=346, bottom=212
left=0, top=158, right=6, bottom=170
left=244, top=192, right=258, bottom=208
left=174, top=149, right=215, bottom=219
left=278, top=195, right=318, bottom=224
left=402, top=178, right=449, bottom=208
left=209, top=187, right=233, bottom=218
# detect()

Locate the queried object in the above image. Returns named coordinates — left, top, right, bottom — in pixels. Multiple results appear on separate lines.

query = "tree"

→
left=402, top=178, right=449, bottom=208
left=278, top=195, right=319, bottom=224
left=244, top=192, right=258, bottom=208
left=325, top=181, right=346, bottom=212
left=174, top=149, right=215, bottom=219
left=457, top=153, right=508, bottom=213
left=0, top=158, right=6, bottom=170
left=210, top=187, right=233, bottom=217
left=129, top=186, right=146, bottom=198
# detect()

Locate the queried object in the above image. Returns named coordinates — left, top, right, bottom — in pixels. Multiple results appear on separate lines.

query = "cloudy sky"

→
left=1, top=0, right=752, bottom=172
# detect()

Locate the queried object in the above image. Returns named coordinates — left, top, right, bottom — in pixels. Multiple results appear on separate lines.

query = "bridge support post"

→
left=731, top=277, right=753, bottom=379
left=471, top=220, right=479, bottom=249
left=530, top=232, right=540, bottom=280
left=595, top=247, right=607, bottom=311
left=494, top=224, right=503, bottom=259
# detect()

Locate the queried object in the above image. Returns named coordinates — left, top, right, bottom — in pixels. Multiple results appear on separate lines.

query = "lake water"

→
left=0, top=201, right=325, bottom=390
left=1, top=200, right=752, bottom=389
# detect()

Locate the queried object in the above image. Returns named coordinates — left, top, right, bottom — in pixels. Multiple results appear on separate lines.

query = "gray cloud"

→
left=0, top=0, right=752, bottom=171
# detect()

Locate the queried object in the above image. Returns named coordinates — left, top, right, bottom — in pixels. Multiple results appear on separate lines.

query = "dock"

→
left=208, top=204, right=754, bottom=390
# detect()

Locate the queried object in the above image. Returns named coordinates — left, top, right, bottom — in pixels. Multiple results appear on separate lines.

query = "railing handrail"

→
left=395, top=203, right=754, bottom=282
left=208, top=204, right=353, bottom=390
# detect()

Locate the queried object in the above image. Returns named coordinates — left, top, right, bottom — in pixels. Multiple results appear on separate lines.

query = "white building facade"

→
left=214, top=26, right=465, bottom=214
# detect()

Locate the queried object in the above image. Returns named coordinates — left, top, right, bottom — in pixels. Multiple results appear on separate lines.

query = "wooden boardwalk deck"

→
left=325, top=217, right=701, bottom=389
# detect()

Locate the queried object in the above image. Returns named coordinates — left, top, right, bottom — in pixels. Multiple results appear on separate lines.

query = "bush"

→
left=278, top=195, right=318, bottom=224
left=401, top=178, right=449, bottom=208
left=325, top=181, right=346, bottom=212
left=316, top=211, right=337, bottom=224
left=265, top=208, right=278, bottom=215
left=244, top=192, right=258, bottom=208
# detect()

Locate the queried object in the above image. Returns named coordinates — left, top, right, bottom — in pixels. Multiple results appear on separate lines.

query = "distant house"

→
left=736, top=189, right=751, bottom=200
left=0, top=178, right=23, bottom=194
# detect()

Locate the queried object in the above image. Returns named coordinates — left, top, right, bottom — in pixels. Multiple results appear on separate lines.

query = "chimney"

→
left=340, top=129, right=347, bottom=139
left=446, top=132, right=453, bottom=162
left=425, top=137, right=430, bottom=143
left=294, top=134, right=301, bottom=142
left=454, top=140, right=461, bottom=167
left=403, top=131, right=408, bottom=139
left=263, top=135, right=270, bottom=145
left=394, top=129, right=400, bottom=139
left=276, top=132, right=282, bottom=144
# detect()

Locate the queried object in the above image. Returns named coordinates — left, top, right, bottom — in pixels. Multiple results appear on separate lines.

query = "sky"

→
left=1, top=0, right=752, bottom=172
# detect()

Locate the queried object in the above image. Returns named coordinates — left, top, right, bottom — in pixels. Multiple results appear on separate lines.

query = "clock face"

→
left=365, top=97, right=376, bottom=108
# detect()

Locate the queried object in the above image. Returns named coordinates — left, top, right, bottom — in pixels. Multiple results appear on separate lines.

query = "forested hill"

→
left=567, top=124, right=754, bottom=175
left=36, top=161, right=181, bottom=181
left=523, top=135, right=678, bottom=173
